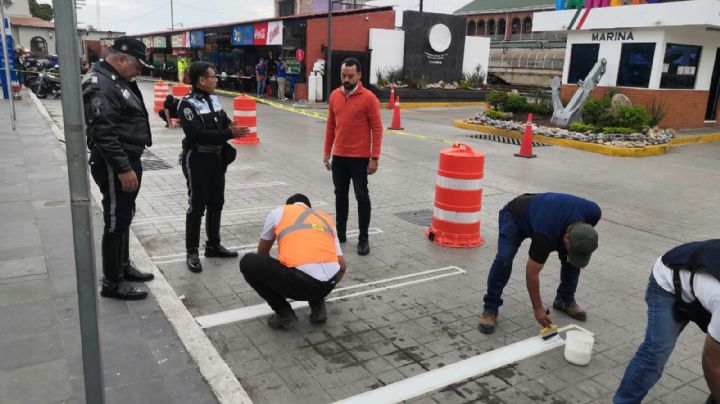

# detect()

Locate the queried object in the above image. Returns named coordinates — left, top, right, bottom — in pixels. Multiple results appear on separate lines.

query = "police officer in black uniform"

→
left=179, top=62, right=248, bottom=273
left=82, top=37, right=155, bottom=300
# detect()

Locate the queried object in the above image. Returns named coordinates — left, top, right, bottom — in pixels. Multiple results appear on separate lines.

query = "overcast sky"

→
left=37, top=0, right=472, bottom=34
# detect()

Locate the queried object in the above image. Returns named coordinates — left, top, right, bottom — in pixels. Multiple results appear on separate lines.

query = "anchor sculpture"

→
left=550, top=58, right=607, bottom=127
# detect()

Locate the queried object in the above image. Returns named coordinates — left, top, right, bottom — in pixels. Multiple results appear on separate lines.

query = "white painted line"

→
left=151, top=228, right=385, bottom=264
left=32, top=92, right=252, bottom=404
left=141, top=181, right=287, bottom=196
left=132, top=201, right=327, bottom=225
left=334, top=324, right=593, bottom=404
left=195, top=266, right=465, bottom=328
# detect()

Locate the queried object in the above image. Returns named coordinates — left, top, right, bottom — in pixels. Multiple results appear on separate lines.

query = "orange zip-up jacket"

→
left=324, top=81, right=383, bottom=159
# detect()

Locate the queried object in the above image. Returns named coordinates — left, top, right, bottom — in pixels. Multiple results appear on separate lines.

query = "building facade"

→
left=455, top=0, right=556, bottom=42
left=534, top=0, right=720, bottom=128
left=275, top=0, right=370, bottom=17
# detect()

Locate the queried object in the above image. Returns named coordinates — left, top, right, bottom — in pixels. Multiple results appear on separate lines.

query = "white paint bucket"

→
left=564, top=330, right=594, bottom=366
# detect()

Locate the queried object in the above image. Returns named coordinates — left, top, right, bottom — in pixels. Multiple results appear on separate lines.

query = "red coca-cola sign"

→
left=254, top=22, right=268, bottom=45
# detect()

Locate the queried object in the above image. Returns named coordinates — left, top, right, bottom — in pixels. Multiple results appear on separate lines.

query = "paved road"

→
left=38, top=83, right=720, bottom=403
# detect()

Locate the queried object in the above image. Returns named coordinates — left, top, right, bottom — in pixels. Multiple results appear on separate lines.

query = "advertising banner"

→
left=253, top=22, right=268, bottom=45
left=142, top=37, right=153, bottom=48
left=232, top=24, right=254, bottom=45
left=152, top=36, right=166, bottom=48
left=171, top=33, right=187, bottom=48
left=189, top=30, right=205, bottom=48
left=267, top=21, right=283, bottom=45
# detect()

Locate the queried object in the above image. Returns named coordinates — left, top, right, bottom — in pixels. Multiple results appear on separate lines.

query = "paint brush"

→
left=540, top=309, right=559, bottom=340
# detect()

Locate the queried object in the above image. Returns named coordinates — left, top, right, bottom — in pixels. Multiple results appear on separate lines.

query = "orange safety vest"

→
left=275, top=204, right=338, bottom=268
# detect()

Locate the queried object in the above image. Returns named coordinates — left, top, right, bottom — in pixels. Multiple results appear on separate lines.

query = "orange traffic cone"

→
left=515, top=113, right=537, bottom=158
left=388, top=85, right=395, bottom=110
left=388, top=96, right=403, bottom=130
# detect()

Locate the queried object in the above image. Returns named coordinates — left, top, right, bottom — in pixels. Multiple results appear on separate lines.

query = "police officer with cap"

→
left=179, top=62, right=248, bottom=273
left=82, top=36, right=155, bottom=300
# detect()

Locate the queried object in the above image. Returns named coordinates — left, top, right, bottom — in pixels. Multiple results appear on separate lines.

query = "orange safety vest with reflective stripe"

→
left=275, top=204, right=338, bottom=268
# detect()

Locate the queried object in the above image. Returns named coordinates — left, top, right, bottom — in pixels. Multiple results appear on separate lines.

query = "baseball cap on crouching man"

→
left=567, top=223, right=599, bottom=269
left=111, top=36, right=153, bottom=68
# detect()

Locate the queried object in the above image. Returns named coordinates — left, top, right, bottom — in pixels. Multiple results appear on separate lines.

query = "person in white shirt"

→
left=240, top=194, right=346, bottom=329
left=615, top=240, right=720, bottom=404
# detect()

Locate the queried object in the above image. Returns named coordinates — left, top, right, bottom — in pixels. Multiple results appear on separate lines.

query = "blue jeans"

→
left=482, top=206, right=581, bottom=315
left=257, top=79, right=265, bottom=96
left=614, top=273, right=687, bottom=404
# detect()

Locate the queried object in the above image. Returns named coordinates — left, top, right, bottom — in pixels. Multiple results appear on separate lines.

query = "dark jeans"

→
left=158, top=110, right=177, bottom=124
left=181, top=149, right=225, bottom=217
left=482, top=206, right=581, bottom=315
left=239, top=253, right=336, bottom=313
left=331, top=156, right=371, bottom=240
left=89, top=147, right=143, bottom=233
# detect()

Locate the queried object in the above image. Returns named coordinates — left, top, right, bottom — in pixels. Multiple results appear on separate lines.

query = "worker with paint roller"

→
left=479, top=193, right=601, bottom=335
left=615, top=240, right=720, bottom=404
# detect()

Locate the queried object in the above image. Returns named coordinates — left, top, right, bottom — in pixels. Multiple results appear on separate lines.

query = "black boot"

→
left=121, top=231, right=154, bottom=282
left=186, top=214, right=203, bottom=273
left=309, top=299, right=328, bottom=324
left=204, top=212, right=238, bottom=258
left=100, top=232, right=148, bottom=300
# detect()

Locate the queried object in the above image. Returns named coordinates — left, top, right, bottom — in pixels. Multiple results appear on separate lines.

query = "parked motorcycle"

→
left=31, top=68, right=61, bottom=99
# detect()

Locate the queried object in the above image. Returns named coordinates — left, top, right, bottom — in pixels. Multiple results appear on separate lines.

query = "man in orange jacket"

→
left=240, top=194, right=347, bottom=329
left=323, top=57, right=383, bottom=256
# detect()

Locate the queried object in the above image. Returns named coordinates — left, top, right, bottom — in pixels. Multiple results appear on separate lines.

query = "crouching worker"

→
left=240, top=194, right=347, bottom=329
left=615, top=240, right=720, bottom=404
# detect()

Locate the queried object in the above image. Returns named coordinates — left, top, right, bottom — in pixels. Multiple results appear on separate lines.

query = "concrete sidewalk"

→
left=0, top=95, right=218, bottom=404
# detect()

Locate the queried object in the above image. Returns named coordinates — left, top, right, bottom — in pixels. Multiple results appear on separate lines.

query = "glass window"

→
left=511, top=18, right=521, bottom=35
left=467, top=21, right=476, bottom=36
left=477, top=20, right=485, bottom=36
left=488, top=20, right=496, bottom=36
left=617, top=43, right=656, bottom=88
left=568, top=43, right=599, bottom=84
left=660, top=43, right=701, bottom=89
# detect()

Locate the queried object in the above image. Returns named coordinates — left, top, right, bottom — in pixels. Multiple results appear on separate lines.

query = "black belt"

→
left=194, top=144, right=223, bottom=154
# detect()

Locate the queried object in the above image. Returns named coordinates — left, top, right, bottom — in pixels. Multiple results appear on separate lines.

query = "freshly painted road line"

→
left=132, top=201, right=327, bottom=225
left=334, top=325, right=594, bottom=404
left=151, top=228, right=384, bottom=264
left=195, top=266, right=466, bottom=328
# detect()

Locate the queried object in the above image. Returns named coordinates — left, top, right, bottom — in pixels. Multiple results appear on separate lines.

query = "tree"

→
left=30, top=0, right=53, bottom=21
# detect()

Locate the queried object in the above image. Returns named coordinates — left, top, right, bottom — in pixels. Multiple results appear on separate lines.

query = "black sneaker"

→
left=309, top=300, right=327, bottom=324
left=267, top=309, right=298, bottom=329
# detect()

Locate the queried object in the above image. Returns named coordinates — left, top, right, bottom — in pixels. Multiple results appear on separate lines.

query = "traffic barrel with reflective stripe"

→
left=232, top=95, right=259, bottom=145
left=426, top=143, right=485, bottom=248
left=172, top=83, right=191, bottom=99
left=153, top=81, right=169, bottom=112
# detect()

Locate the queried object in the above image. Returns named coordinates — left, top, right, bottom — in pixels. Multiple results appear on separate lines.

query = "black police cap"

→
left=111, top=36, right=152, bottom=67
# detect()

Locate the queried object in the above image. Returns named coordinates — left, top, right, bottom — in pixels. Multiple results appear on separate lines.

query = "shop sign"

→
left=142, top=37, right=153, bottom=48
left=153, top=36, right=167, bottom=48
left=254, top=22, right=268, bottom=45
left=189, top=30, right=205, bottom=48
left=171, top=33, right=187, bottom=48
left=267, top=21, right=283, bottom=45
left=232, top=24, right=254, bottom=45
left=591, top=31, right=635, bottom=41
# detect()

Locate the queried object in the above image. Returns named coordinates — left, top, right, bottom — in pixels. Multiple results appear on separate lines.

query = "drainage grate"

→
left=395, top=209, right=434, bottom=227
left=141, top=150, right=172, bottom=171
left=467, top=133, right=551, bottom=147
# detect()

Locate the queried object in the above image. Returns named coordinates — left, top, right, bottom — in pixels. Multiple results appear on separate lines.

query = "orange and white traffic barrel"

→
left=172, top=83, right=191, bottom=99
left=426, top=143, right=484, bottom=248
left=232, top=95, right=259, bottom=145
left=153, top=81, right=169, bottom=112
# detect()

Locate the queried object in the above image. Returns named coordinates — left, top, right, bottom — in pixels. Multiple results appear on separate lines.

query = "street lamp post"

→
left=326, top=0, right=332, bottom=102
left=170, top=0, right=174, bottom=29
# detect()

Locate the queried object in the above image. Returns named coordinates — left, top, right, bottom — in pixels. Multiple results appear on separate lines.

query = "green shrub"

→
left=483, top=109, right=504, bottom=119
left=487, top=91, right=507, bottom=110
left=602, top=127, right=636, bottom=135
left=613, top=105, right=651, bottom=131
left=463, top=64, right=486, bottom=88
left=459, top=80, right=470, bottom=90
left=382, top=67, right=404, bottom=85
left=582, top=97, right=612, bottom=127
left=647, top=99, right=667, bottom=127
left=569, top=122, right=595, bottom=132
left=526, top=102, right=552, bottom=115
left=504, top=94, right=528, bottom=113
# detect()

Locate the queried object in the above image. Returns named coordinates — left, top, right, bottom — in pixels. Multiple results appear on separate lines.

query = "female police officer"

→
left=179, top=62, right=248, bottom=273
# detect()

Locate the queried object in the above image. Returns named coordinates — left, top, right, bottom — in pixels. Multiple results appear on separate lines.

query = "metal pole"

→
left=170, top=0, right=174, bottom=29
left=52, top=1, right=104, bottom=403
left=326, top=0, right=332, bottom=102
left=419, top=0, right=423, bottom=12
left=1, top=2, right=17, bottom=130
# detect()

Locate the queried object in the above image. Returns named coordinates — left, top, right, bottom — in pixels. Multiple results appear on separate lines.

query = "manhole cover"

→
left=141, top=150, right=172, bottom=171
left=467, top=133, right=551, bottom=147
left=395, top=209, right=433, bottom=227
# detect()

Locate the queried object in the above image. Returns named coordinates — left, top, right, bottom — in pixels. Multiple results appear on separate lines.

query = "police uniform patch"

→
left=183, top=107, right=194, bottom=121
left=90, top=96, right=106, bottom=117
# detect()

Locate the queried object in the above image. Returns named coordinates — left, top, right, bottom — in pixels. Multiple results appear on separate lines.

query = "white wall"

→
left=14, top=26, right=55, bottom=55
left=368, top=28, right=404, bottom=85
left=462, top=36, right=490, bottom=84
left=564, top=27, right=720, bottom=91
left=6, top=0, right=31, bottom=17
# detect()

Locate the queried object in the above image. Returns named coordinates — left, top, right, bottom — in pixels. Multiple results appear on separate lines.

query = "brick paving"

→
left=37, top=83, right=720, bottom=403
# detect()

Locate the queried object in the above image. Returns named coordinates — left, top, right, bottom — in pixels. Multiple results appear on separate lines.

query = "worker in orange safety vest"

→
left=240, top=193, right=347, bottom=329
